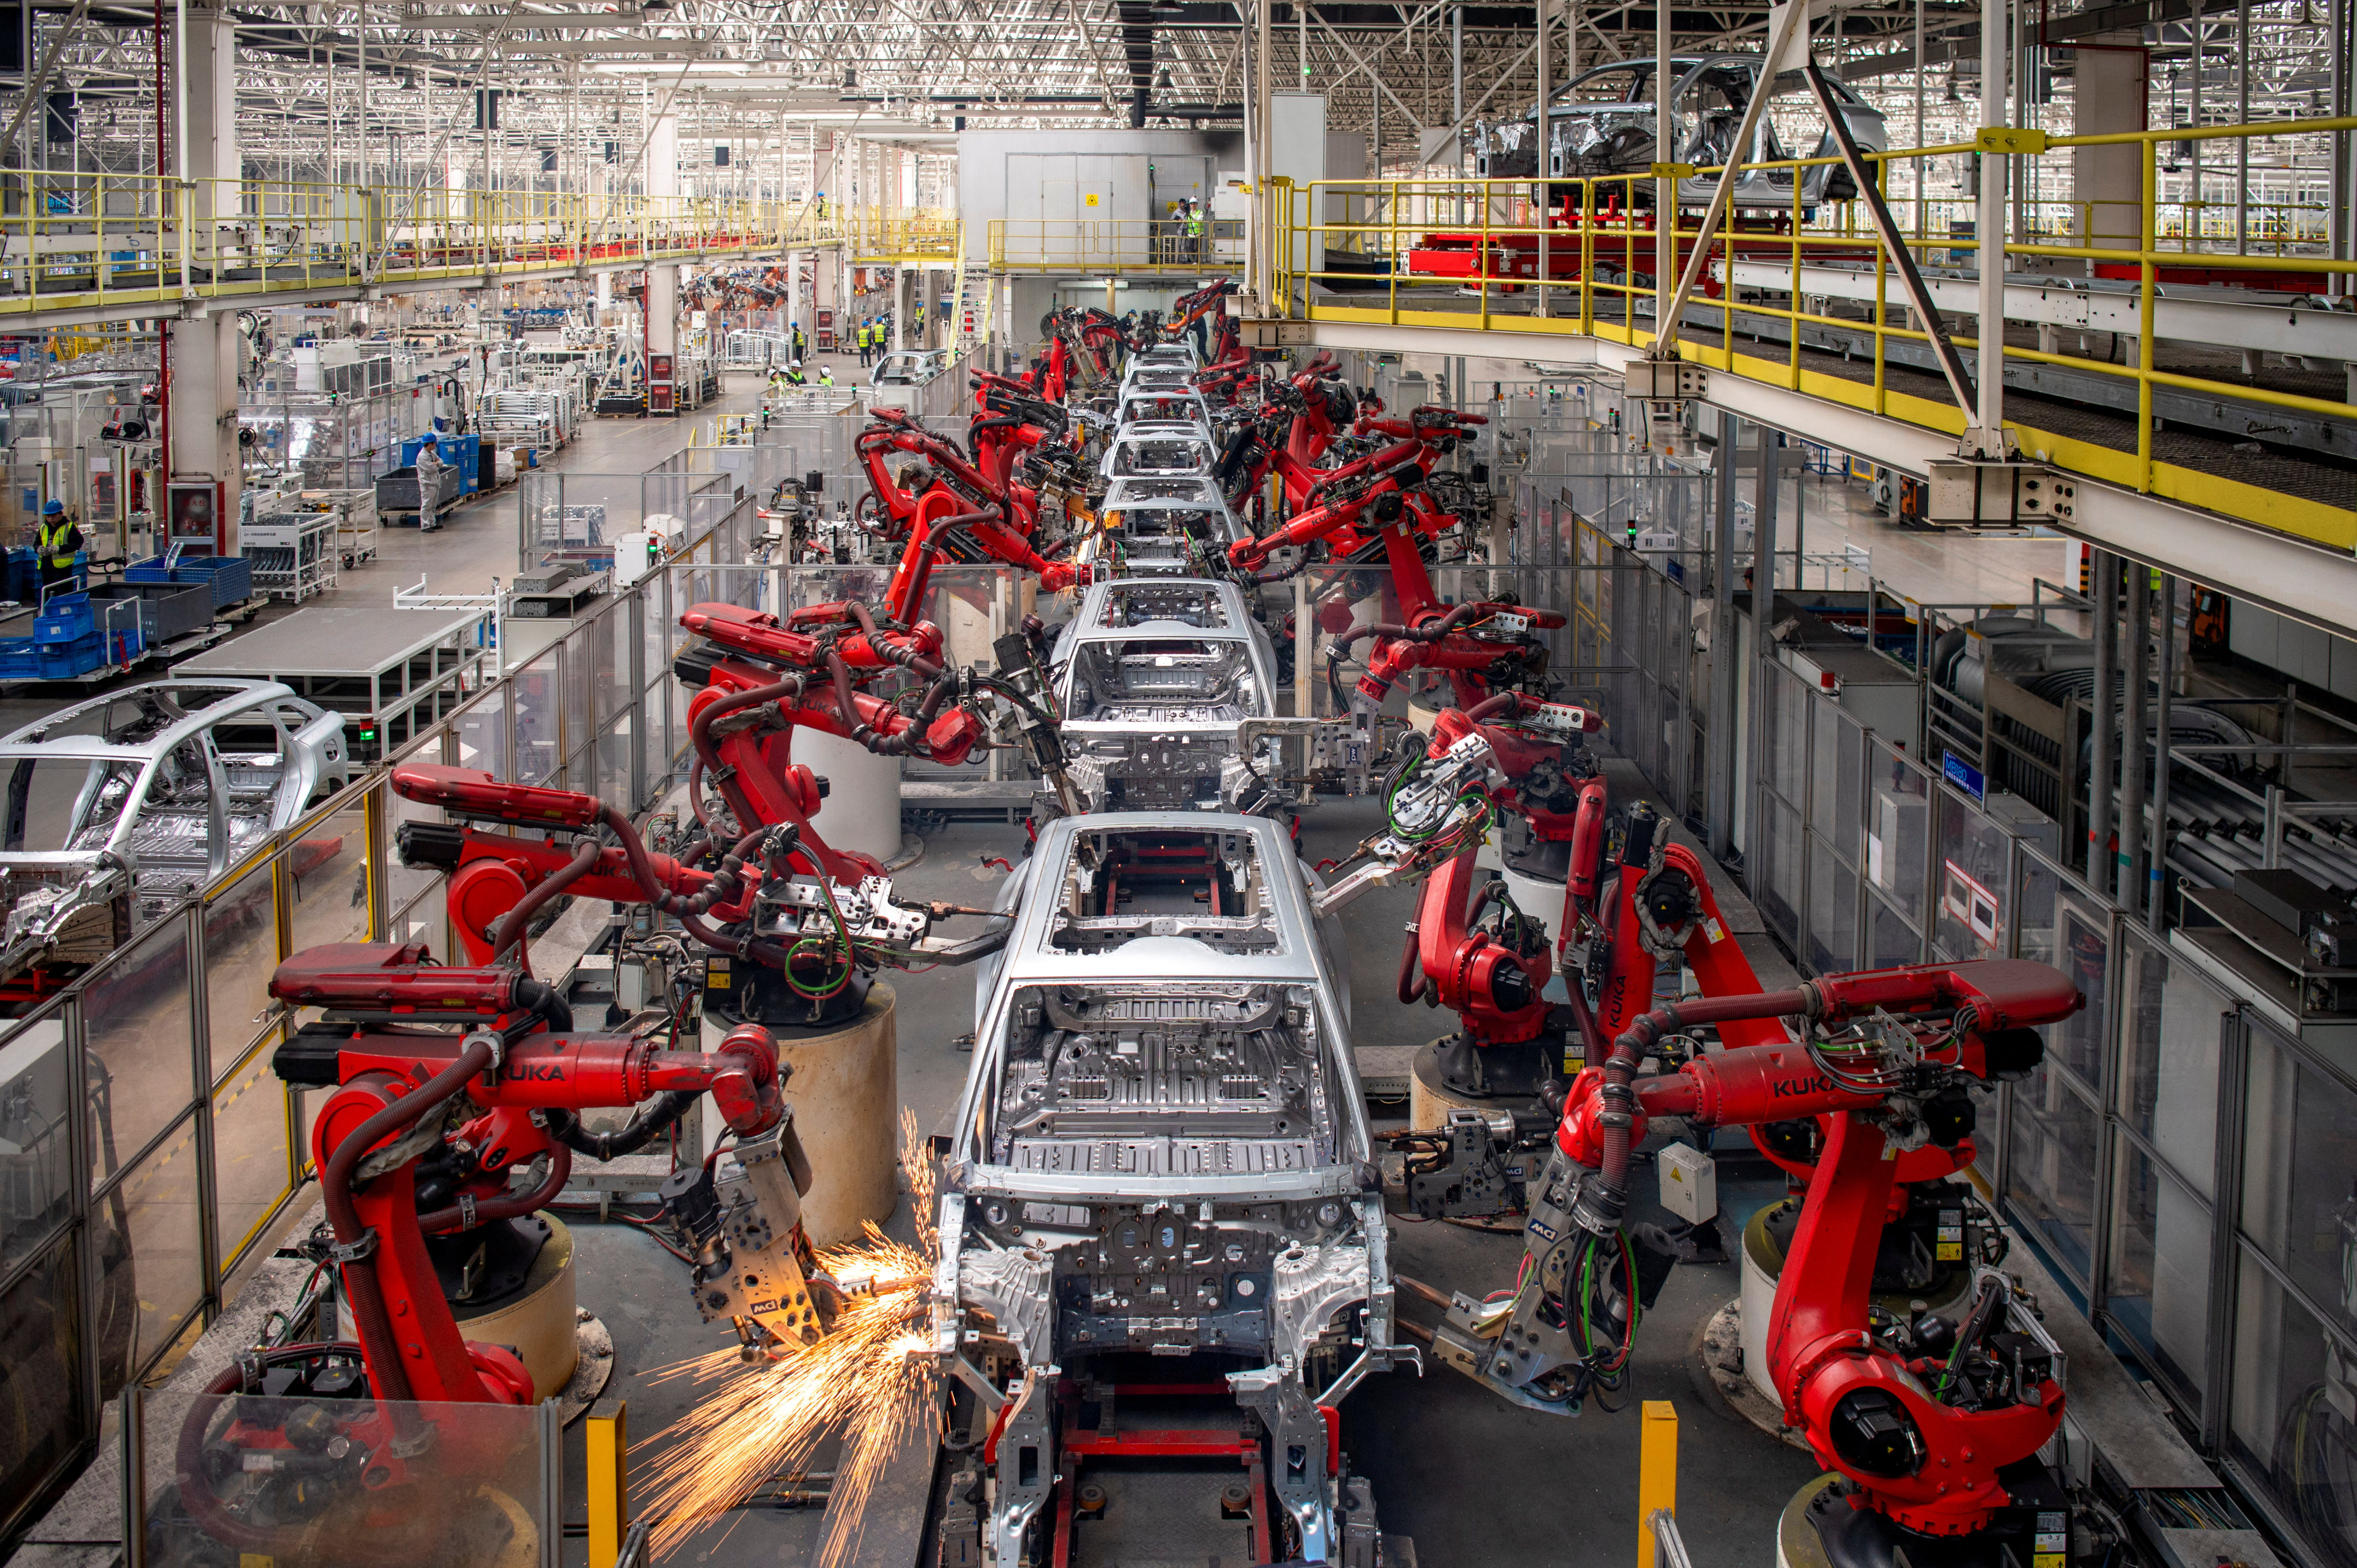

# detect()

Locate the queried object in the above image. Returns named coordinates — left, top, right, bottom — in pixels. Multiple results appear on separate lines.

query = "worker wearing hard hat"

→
left=784, top=360, right=807, bottom=387
left=35, top=498, right=80, bottom=593
left=817, top=365, right=835, bottom=387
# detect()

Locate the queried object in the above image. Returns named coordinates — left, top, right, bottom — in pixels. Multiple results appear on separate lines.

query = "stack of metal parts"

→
left=723, top=329, right=795, bottom=369
left=243, top=497, right=344, bottom=602
left=2163, top=762, right=2357, bottom=895
left=535, top=502, right=606, bottom=552
left=479, top=385, right=577, bottom=448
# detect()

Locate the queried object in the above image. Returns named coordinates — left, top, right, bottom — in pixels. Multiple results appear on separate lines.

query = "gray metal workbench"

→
left=172, top=604, right=494, bottom=761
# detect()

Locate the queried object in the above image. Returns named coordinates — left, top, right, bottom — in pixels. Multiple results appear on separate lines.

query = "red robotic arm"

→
left=1441, top=959, right=2080, bottom=1542
left=170, top=950, right=822, bottom=1565
left=266, top=941, right=806, bottom=1405
left=1229, top=459, right=1431, bottom=571
left=1164, top=277, right=1236, bottom=342
left=874, top=498, right=1088, bottom=619
left=1391, top=697, right=1607, bottom=1056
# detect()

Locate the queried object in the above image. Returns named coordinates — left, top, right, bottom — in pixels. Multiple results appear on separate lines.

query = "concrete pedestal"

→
left=1407, top=1039, right=1551, bottom=1131
left=714, top=983, right=900, bottom=1247
left=341, top=1214, right=581, bottom=1402
left=1738, top=1199, right=1976, bottom=1403
left=794, top=726, right=904, bottom=863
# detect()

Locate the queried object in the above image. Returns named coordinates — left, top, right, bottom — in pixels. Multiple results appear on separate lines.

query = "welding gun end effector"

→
left=658, top=1115, right=833, bottom=1356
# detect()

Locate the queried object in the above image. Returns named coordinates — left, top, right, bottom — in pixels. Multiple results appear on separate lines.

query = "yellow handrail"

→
left=1272, top=113, right=2357, bottom=554
left=0, top=169, right=871, bottom=319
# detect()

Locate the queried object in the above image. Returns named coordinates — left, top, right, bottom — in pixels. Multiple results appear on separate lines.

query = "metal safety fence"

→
left=986, top=218, right=1247, bottom=276
left=1742, top=645, right=2354, bottom=1568
left=0, top=510, right=757, bottom=1548
left=0, top=176, right=852, bottom=322
left=1270, top=110, right=2357, bottom=556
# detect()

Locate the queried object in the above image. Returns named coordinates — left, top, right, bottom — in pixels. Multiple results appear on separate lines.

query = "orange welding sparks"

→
left=639, top=1111, right=944, bottom=1563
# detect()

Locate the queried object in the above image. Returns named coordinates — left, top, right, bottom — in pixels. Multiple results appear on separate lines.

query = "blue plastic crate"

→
left=0, top=638, right=39, bottom=680
left=126, top=552, right=251, bottom=611
left=8, top=549, right=85, bottom=605
left=37, top=634, right=104, bottom=678
left=33, top=594, right=92, bottom=646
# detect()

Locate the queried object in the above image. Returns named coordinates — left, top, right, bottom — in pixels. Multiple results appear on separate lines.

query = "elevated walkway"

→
left=0, top=183, right=906, bottom=328
left=1266, top=115, right=2357, bottom=634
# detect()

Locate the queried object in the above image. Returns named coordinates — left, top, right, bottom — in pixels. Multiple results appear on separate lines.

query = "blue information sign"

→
left=1942, top=750, right=1986, bottom=805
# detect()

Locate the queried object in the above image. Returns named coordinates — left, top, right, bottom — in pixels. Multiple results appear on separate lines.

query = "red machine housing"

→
left=1550, top=960, right=2081, bottom=1538
left=270, top=942, right=791, bottom=1406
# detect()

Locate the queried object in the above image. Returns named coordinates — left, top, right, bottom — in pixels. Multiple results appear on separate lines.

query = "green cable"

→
left=783, top=877, right=859, bottom=998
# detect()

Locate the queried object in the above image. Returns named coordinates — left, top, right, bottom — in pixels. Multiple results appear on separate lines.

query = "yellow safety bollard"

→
left=1637, top=1399, right=1678, bottom=1568
left=586, top=1397, right=630, bottom=1566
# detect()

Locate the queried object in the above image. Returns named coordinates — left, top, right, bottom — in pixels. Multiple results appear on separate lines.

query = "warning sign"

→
left=1942, top=860, right=2001, bottom=949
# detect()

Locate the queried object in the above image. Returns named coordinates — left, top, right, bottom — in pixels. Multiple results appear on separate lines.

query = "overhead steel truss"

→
left=0, top=0, right=2340, bottom=180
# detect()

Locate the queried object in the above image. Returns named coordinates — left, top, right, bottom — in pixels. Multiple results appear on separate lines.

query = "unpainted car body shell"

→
left=940, top=810, right=1389, bottom=1567
left=0, top=680, right=348, bottom=976
left=1473, top=52, right=1888, bottom=209
left=1047, top=578, right=1283, bottom=815
left=1092, top=475, right=1252, bottom=575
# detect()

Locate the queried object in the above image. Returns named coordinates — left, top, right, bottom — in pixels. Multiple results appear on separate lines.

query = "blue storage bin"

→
left=37, top=634, right=103, bottom=678
left=127, top=552, right=252, bottom=611
left=399, top=433, right=484, bottom=495
left=12, top=550, right=86, bottom=604
left=0, top=638, right=39, bottom=679
left=34, top=593, right=92, bottom=646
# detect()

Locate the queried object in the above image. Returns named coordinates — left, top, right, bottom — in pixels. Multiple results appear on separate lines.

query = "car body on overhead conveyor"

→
left=1405, top=53, right=1888, bottom=291
left=1046, top=578, right=1283, bottom=815
left=1473, top=54, right=1886, bottom=207
left=0, top=680, right=349, bottom=984
left=935, top=809, right=1402, bottom=1568
left=1092, top=475, right=1253, bottom=575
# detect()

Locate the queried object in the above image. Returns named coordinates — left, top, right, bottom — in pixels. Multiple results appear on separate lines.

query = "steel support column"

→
left=2118, top=564, right=2149, bottom=911
left=1706, top=411, right=1740, bottom=857
left=2087, top=550, right=2118, bottom=888
left=1746, top=422, right=1779, bottom=867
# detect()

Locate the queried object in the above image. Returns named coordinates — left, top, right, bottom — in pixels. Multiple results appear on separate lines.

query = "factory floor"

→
left=4, top=357, right=2020, bottom=1562
left=555, top=791, right=1823, bottom=1567
left=0, top=357, right=848, bottom=737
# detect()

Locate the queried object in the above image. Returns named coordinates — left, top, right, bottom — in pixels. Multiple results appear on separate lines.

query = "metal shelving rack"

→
left=244, top=508, right=341, bottom=602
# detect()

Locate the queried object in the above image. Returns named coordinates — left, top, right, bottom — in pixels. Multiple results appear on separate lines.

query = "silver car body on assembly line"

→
left=1098, top=421, right=1221, bottom=482
left=1046, top=578, right=1283, bottom=816
left=1089, top=475, right=1253, bottom=576
left=1114, top=385, right=1215, bottom=430
left=932, top=810, right=1410, bottom=1568
left=0, top=680, right=350, bottom=976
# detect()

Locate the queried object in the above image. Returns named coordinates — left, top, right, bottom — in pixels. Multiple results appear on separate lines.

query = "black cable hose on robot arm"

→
left=1578, top=985, right=1816, bottom=1235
